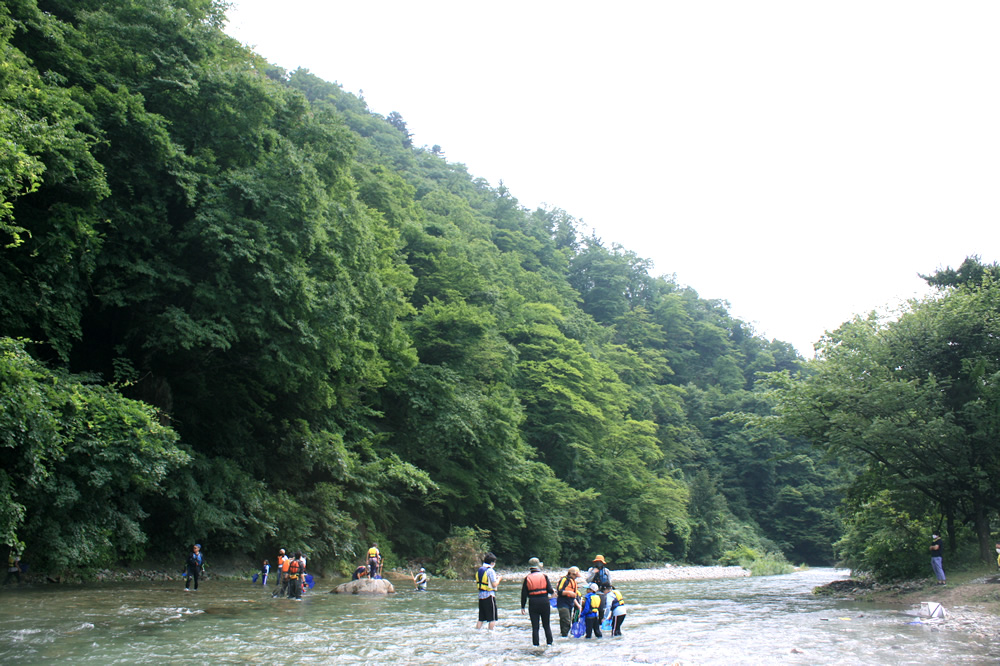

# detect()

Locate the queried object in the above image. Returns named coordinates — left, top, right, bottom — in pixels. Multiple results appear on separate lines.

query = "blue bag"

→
left=549, top=597, right=557, bottom=608
left=252, top=573, right=259, bottom=583
left=601, top=615, right=613, bottom=632
left=571, top=616, right=586, bottom=638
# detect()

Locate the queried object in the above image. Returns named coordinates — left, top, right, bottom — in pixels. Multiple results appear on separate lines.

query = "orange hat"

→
left=593, top=555, right=606, bottom=564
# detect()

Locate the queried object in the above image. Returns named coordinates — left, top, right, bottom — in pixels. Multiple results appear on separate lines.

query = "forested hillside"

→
left=0, top=0, right=844, bottom=574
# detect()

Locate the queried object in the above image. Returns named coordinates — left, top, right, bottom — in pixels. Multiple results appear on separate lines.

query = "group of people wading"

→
left=478, top=552, right=627, bottom=647
left=269, top=548, right=308, bottom=600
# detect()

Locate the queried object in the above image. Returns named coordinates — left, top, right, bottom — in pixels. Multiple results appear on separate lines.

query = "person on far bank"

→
left=184, top=544, right=203, bottom=591
left=520, top=557, right=554, bottom=647
left=930, top=534, right=946, bottom=585
left=580, top=583, right=604, bottom=638
left=475, top=552, right=501, bottom=630
left=606, top=584, right=627, bottom=635
left=555, top=566, right=582, bottom=637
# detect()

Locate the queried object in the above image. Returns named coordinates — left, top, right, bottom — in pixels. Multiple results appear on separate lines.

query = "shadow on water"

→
left=0, top=569, right=997, bottom=664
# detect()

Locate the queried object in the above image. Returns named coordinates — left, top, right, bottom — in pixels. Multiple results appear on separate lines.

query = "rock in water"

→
left=332, top=578, right=395, bottom=595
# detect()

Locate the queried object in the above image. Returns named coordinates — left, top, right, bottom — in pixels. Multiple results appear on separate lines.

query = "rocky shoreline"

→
left=494, top=563, right=749, bottom=583
left=815, top=574, right=1000, bottom=644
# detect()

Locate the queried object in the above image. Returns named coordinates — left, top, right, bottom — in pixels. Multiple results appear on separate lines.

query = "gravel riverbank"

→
left=494, top=564, right=749, bottom=583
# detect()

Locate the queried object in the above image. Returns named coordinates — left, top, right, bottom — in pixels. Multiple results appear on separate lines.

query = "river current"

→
left=0, top=568, right=995, bottom=664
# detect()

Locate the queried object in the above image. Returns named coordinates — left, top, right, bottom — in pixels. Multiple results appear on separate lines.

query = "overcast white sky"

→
left=224, top=1, right=1000, bottom=356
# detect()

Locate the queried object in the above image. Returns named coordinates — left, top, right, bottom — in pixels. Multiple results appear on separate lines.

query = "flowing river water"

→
left=1, top=567, right=996, bottom=664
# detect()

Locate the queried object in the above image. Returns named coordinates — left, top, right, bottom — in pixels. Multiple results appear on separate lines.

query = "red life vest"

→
left=525, top=572, right=548, bottom=596
left=288, top=559, right=302, bottom=577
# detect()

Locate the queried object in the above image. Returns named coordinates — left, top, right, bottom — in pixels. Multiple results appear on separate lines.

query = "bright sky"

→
left=224, top=1, right=1000, bottom=356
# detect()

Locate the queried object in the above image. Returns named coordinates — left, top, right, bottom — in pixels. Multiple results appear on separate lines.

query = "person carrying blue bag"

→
left=580, top=583, right=603, bottom=638
left=555, top=566, right=582, bottom=637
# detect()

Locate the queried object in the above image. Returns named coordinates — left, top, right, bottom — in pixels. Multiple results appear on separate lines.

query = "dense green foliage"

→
left=0, top=0, right=847, bottom=574
left=757, top=257, right=1000, bottom=580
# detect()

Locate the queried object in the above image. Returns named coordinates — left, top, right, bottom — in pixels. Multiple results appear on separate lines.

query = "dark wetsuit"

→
left=185, top=551, right=202, bottom=590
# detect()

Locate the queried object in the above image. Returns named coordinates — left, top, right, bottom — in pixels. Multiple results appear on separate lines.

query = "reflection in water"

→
left=0, top=568, right=996, bottom=664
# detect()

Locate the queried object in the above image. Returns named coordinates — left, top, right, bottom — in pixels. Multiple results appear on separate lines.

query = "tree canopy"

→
left=0, top=0, right=856, bottom=575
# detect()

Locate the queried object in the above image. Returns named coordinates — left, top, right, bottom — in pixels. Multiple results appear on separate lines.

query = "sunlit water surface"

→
left=0, top=568, right=995, bottom=664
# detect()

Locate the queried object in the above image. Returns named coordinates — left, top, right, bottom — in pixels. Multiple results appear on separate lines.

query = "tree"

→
left=765, top=264, right=1000, bottom=569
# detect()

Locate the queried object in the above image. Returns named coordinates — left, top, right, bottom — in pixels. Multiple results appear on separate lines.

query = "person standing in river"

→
left=580, top=583, right=604, bottom=638
left=930, top=533, right=946, bottom=585
left=274, top=548, right=287, bottom=589
left=413, top=567, right=429, bottom=591
left=555, top=566, right=582, bottom=637
left=286, top=551, right=305, bottom=599
left=5, top=550, right=21, bottom=585
left=475, top=552, right=501, bottom=630
left=184, top=543, right=203, bottom=591
left=606, top=584, right=627, bottom=635
left=520, top=557, right=554, bottom=647
left=587, top=554, right=612, bottom=589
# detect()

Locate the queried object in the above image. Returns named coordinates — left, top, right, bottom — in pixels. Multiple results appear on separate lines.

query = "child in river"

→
left=580, top=583, right=603, bottom=638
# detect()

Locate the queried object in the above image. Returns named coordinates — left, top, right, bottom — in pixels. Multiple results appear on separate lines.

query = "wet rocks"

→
left=333, top=578, right=395, bottom=595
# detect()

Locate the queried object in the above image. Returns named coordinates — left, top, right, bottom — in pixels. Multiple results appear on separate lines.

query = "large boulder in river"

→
left=333, top=578, right=395, bottom=595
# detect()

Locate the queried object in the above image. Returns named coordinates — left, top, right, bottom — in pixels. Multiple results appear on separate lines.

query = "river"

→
left=0, top=568, right=995, bottom=664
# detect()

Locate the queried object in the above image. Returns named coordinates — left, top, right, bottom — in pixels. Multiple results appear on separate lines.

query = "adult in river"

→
left=930, top=534, right=946, bottom=585
left=352, top=564, right=368, bottom=581
left=555, top=566, right=581, bottom=637
left=413, top=567, right=428, bottom=591
left=184, top=544, right=203, bottom=591
left=520, top=557, right=554, bottom=647
left=5, top=550, right=21, bottom=586
left=274, top=548, right=287, bottom=589
left=286, top=551, right=305, bottom=599
left=587, top=554, right=612, bottom=588
left=475, top=552, right=501, bottom=630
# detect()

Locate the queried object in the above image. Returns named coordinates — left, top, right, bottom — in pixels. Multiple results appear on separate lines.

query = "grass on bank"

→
left=720, top=545, right=795, bottom=576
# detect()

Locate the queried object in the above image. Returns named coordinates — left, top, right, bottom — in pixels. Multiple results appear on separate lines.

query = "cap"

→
left=589, top=583, right=599, bottom=591
left=593, top=554, right=606, bottom=564
left=528, top=557, right=543, bottom=569
left=194, top=544, right=201, bottom=549
left=419, top=567, right=426, bottom=572
left=932, top=534, right=939, bottom=539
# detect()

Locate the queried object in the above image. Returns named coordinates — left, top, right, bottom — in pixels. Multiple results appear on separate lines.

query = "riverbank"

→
left=494, top=563, right=749, bottom=583
left=816, top=571, right=1000, bottom=643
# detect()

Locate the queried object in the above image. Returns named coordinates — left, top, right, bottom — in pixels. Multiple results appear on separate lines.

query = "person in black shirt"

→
left=929, top=534, right=945, bottom=585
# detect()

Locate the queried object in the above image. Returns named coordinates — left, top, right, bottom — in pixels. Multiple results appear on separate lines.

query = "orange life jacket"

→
left=525, top=571, right=548, bottom=596
left=557, top=575, right=578, bottom=598
left=287, top=559, right=302, bottom=578
left=281, top=556, right=291, bottom=573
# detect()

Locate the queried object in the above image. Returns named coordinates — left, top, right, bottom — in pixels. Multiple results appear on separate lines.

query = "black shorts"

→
left=478, top=595, right=498, bottom=622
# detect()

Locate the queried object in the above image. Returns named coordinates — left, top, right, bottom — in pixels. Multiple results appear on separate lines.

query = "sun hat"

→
left=528, top=557, right=543, bottom=569
left=593, top=554, right=606, bottom=564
